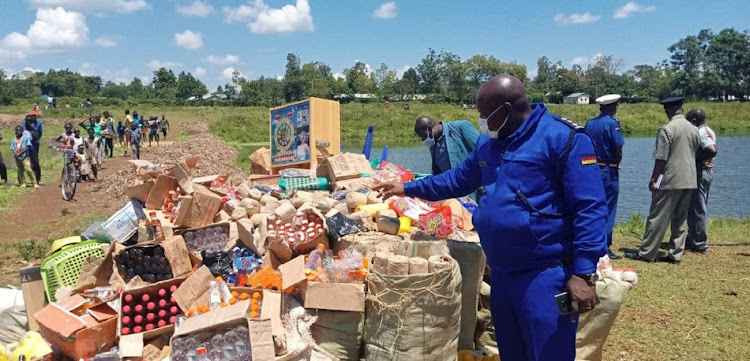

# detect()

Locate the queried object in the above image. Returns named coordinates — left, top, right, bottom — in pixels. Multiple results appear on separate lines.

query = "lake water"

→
left=350, top=135, right=750, bottom=223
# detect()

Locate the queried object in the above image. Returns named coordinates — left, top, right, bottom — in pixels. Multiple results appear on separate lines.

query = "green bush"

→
left=15, top=238, right=50, bottom=261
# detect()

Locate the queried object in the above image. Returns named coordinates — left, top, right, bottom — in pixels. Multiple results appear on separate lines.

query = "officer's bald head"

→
left=476, top=74, right=532, bottom=137
left=686, top=108, right=706, bottom=126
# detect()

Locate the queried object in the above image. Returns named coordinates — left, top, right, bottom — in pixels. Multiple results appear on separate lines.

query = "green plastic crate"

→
left=40, top=239, right=109, bottom=302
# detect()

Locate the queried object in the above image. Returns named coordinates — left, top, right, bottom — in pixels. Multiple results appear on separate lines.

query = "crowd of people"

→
left=380, top=74, right=718, bottom=360
left=0, top=109, right=170, bottom=187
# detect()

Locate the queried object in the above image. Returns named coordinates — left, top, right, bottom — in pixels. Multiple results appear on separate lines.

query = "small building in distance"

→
left=563, top=92, right=590, bottom=105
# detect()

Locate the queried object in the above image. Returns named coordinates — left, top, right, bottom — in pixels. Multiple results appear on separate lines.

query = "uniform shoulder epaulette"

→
left=552, top=114, right=583, bottom=130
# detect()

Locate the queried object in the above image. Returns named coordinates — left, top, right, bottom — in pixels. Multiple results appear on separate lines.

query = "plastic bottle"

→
left=216, top=277, right=233, bottom=303
left=293, top=211, right=305, bottom=230
left=209, top=281, right=221, bottom=311
left=234, top=259, right=250, bottom=287
left=195, top=347, right=208, bottom=361
left=149, top=212, right=166, bottom=242
left=305, top=244, right=325, bottom=270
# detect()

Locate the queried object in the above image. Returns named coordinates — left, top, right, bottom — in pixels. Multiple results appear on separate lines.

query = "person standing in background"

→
left=627, top=97, right=700, bottom=264
left=123, top=109, right=133, bottom=156
left=23, top=114, right=43, bottom=186
left=0, top=126, right=7, bottom=185
left=130, top=122, right=142, bottom=160
left=584, top=94, right=625, bottom=259
left=102, top=111, right=116, bottom=158
left=11, top=126, right=38, bottom=188
left=161, top=115, right=169, bottom=139
left=686, top=108, right=717, bottom=253
left=83, top=128, right=101, bottom=181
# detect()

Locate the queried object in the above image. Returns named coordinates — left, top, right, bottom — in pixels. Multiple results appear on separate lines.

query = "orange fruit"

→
left=231, top=291, right=238, bottom=298
left=240, top=293, right=249, bottom=300
left=249, top=311, right=259, bottom=318
left=229, top=297, right=237, bottom=305
left=252, top=292, right=261, bottom=300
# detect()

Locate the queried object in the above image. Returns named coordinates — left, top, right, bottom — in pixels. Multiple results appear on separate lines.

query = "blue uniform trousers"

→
left=491, top=265, right=577, bottom=361
left=599, top=165, right=619, bottom=248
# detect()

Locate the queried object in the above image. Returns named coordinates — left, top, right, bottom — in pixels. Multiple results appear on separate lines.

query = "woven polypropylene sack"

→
left=575, top=276, right=633, bottom=361
left=446, top=239, right=486, bottom=351
left=310, top=310, right=364, bottom=360
left=334, top=232, right=402, bottom=258
left=363, top=256, right=462, bottom=361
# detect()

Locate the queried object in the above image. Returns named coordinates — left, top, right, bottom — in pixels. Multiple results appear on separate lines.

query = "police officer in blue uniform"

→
left=585, top=94, right=625, bottom=259
left=375, top=75, right=608, bottom=361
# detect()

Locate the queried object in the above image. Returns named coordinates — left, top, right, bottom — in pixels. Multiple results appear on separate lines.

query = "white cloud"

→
left=223, top=0, right=314, bottom=34
left=27, top=0, right=149, bottom=13
left=332, top=72, right=344, bottom=80
left=220, top=67, right=237, bottom=80
left=147, top=60, right=183, bottom=70
left=275, top=75, right=284, bottom=81
left=614, top=2, right=655, bottom=19
left=94, top=36, right=117, bottom=47
left=177, top=1, right=213, bottom=17
left=194, top=66, right=206, bottom=76
left=139, top=76, right=151, bottom=84
left=174, top=29, right=203, bottom=50
left=0, top=7, right=89, bottom=66
left=373, top=2, right=397, bottom=19
left=570, top=56, right=589, bottom=66
left=79, top=62, right=95, bottom=76
left=22, top=66, right=43, bottom=73
left=106, top=68, right=130, bottom=83
left=395, top=65, right=410, bottom=79
left=553, top=12, right=600, bottom=25
left=202, top=54, right=240, bottom=65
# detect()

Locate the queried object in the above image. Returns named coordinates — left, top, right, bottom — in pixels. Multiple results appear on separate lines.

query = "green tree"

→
left=0, top=69, right=12, bottom=105
left=416, top=48, right=443, bottom=94
left=344, top=61, right=374, bottom=94
left=706, top=28, right=750, bottom=97
left=396, top=67, right=419, bottom=100
left=101, top=81, right=129, bottom=100
left=128, top=77, right=146, bottom=99
left=283, top=53, right=306, bottom=102
left=371, top=63, right=397, bottom=98
left=175, top=71, right=208, bottom=101
left=152, top=68, right=178, bottom=101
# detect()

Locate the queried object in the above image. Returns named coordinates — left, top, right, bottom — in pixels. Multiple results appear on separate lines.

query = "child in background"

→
left=117, top=121, right=126, bottom=148
left=83, top=128, right=101, bottom=181
left=130, top=122, right=142, bottom=160
left=10, top=126, right=38, bottom=188
left=76, top=144, right=91, bottom=182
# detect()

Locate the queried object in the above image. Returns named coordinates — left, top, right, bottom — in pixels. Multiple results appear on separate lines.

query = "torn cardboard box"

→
left=174, top=184, right=222, bottom=229
left=171, top=300, right=275, bottom=361
left=250, top=147, right=272, bottom=175
left=316, top=153, right=373, bottom=188
left=110, top=236, right=195, bottom=290
left=145, top=175, right=178, bottom=210
left=279, top=256, right=366, bottom=312
left=35, top=294, right=118, bottom=360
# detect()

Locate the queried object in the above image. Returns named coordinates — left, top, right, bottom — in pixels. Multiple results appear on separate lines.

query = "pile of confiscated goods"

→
left=0, top=151, right=637, bottom=361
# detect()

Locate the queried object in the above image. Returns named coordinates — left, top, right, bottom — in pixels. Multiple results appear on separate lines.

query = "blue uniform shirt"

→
left=431, top=133, right=452, bottom=173
left=584, top=114, right=624, bottom=164
left=404, top=104, right=607, bottom=274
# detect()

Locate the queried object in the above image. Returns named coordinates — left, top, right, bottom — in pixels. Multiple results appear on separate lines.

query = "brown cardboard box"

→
left=140, top=335, right=171, bottom=361
left=145, top=175, right=179, bottom=210
left=175, top=222, right=233, bottom=252
left=172, top=266, right=213, bottom=314
left=249, top=147, right=272, bottom=175
left=278, top=256, right=366, bottom=312
left=126, top=180, right=156, bottom=203
left=118, top=277, right=186, bottom=358
left=110, top=236, right=195, bottom=290
left=146, top=210, right=174, bottom=238
left=35, top=294, right=118, bottom=360
left=333, top=176, right=373, bottom=192
left=444, top=198, right=474, bottom=231
left=20, top=266, right=46, bottom=331
left=174, top=184, right=223, bottom=229
left=171, top=301, right=275, bottom=361
left=316, top=153, right=373, bottom=187
left=231, top=288, right=285, bottom=342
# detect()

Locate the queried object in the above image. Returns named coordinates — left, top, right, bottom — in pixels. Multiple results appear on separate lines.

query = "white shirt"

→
left=698, top=125, right=716, bottom=149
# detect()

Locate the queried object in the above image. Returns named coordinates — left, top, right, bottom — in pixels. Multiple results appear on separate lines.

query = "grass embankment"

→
left=607, top=214, right=750, bottom=360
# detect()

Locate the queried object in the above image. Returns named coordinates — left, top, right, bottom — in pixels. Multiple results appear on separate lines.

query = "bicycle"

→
left=53, top=145, right=78, bottom=201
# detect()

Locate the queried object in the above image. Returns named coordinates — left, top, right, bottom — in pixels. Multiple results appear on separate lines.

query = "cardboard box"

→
left=111, top=237, right=195, bottom=290
left=118, top=277, right=186, bottom=359
left=102, top=200, right=147, bottom=243
left=171, top=301, right=275, bottom=361
left=174, top=184, right=223, bottom=229
left=444, top=198, right=474, bottom=231
left=145, top=175, right=178, bottom=210
left=172, top=266, right=214, bottom=314
left=146, top=210, right=174, bottom=238
left=333, top=176, right=373, bottom=192
left=126, top=180, right=155, bottom=203
left=316, top=153, right=373, bottom=187
left=231, top=288, right=284, bottom=339
left=20, top=266, right=46, bottom=331
left=175, top=222, right=233, bottom=252
left=35, top=294, right=118, bottom=360
left=249, top=147, right=272, bottom=175
left=278, top=256, right=366, bottom=312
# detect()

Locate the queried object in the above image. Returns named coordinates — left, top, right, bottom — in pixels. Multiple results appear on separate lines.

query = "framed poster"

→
left=270, top=100, right=311, bottom=166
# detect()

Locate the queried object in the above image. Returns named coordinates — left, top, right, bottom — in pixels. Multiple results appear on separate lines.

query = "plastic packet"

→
left=376, top=161, right=415, bottom=183
left=389, top=197, right=433, bottom=221
left=330, top=190, right=349, bottom=202
left=325, top=212, right=362, bottom=240
left=279, top=169, right=312, bottom=178
left=418, top=206, right=454, bottom=237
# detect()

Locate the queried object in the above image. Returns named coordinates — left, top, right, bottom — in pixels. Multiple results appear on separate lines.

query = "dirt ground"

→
left=0, top=128, right=181, bottom=286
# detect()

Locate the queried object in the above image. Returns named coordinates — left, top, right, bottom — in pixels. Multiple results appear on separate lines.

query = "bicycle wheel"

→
left=61, top=162, right=77, bottom=201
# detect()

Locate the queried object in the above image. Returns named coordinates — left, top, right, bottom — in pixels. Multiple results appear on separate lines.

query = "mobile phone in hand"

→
left=555, top=292, right=601, bottom=315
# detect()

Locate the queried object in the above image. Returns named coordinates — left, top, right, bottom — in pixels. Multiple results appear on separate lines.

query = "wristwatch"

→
left=575, top=273, right=599, bottom=284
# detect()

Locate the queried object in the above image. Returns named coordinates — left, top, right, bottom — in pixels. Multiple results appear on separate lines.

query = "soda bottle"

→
left=234, top=259, right=250, bottom=287
left=209, top=281, right=221, bottom=311
left=149, top=212, right=166, bottom=242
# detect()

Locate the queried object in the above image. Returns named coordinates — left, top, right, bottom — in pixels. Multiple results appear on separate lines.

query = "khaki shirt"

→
left=653, top=114, right=700, bottom=189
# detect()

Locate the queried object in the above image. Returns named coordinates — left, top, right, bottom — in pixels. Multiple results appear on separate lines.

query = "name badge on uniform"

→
left=479, top=161, right=488, bottom=167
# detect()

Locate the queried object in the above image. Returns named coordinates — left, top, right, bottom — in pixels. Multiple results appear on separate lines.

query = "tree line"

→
left=0, top=28, right=747, bottom=107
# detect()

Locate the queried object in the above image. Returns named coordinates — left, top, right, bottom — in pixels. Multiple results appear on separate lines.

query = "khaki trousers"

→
left=639, top=189, right=693, bottom=261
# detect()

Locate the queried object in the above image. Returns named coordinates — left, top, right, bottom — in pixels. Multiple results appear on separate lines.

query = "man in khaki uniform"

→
left=627, top=97, right=700, bottom=264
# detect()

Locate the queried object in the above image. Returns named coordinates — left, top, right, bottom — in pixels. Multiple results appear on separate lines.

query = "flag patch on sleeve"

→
left=581, top=155, right=597, bottom=165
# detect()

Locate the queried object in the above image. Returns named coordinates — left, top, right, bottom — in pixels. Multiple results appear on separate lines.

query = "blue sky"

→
left=0, top=0, right=748, bottom=89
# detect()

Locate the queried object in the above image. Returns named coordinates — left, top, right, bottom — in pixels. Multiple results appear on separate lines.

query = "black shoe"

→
left=687, top=246, right=708, bottom=253
left=658, top=255, right=681, bottom=265
left=625, top=252, right=654, bottom=263
left=608, top=250, right=622, bottom=259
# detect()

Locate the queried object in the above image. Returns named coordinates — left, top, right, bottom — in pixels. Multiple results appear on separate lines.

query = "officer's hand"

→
left=648, top=181, right=657, bottom=192
left=566, top=275, right=597, bottom=322
left=373, top=182, right=405, bottom=199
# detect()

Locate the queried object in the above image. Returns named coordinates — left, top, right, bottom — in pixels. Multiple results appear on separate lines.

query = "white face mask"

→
left=423, top=136, right=435, bottom=146
left=479, top=104, right=509, bottom=139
